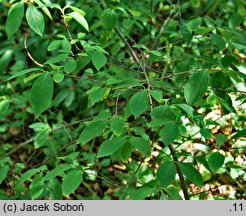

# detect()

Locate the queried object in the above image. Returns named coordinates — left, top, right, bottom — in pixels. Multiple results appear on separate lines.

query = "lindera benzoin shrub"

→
left=0, top=0, right=245, bottom=200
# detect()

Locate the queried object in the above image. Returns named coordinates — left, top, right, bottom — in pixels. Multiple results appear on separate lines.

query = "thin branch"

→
left=153, top=11, right=177, bottom=50
left=115, top=26, right=153, bottom=110
left=115, top=26, right=141, bottom=65
left=24, top=36, right=44, bottom=67
left=119, top=158, right=146, bottom=200
left=0, top=118, right=89, bottom=160
left=169, top=144, right=190, bottom=200
left=142, top=61, right=153, bottom=111
left=29, top=140, right=78, bottom=168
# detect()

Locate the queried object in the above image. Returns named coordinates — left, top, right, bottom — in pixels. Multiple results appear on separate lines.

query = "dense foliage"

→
left=0, top=0, right=245, bottom=200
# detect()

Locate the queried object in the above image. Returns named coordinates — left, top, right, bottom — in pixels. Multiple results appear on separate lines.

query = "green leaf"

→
left=0, top=166, right=9, bottom=184
left=34, top=0, right=52, bottom=20
left=68, top=12, right=89, bottom=32
left=79, top=121, right=107, bottom=145
left=157, top=160, right=176, bottom=188
left=91, top=51, right=107, bottom=71
left=130, top=187, right=154, bottom=200
left=64, top=59, right=77, bottom=74
left=200, top=128, right=212, bottom=139
left=67, top=6, right=86, bottom=16
left=53, top=73, right=64, bottom=83
left=24, top=72, right=42, bottom=83
left=180, top=25, right=192, bottom=43
left=30, top=73, right=54, bottom=116
left=16, top=166, right=46, bottom=187
left=26, top=4, right=45, bottom=37
left=129, top=90, right=149, bottom=118
left=216, top=96, right=236, bottom=114
left=211, top=34, right=226, bottom=50
left=160, top=123, right=179, bottom=146
left=120, top=142, right=133, bottom=162
left=6, top=2, right=24, bottom=39
left=150, top=105, right=176, bottom=126
left=232, top=128, right=246, bottom=139
left=97, top=137, right=126, bottom=158
left=184, top=71, right=210, bottom=106
left=87, top=87, right=110, bottom=108
left=45, top=54, right=69, bottom=65
left=130, top=136, right=151, bottom=156
left=208, top=152, right=225, bottom=172
left=43, top=165, right=73, bottom=181
left=229, top=14, right=242, bottom=28
left=0, top=97, right=10, bottom=115
left=30, top=173, right=44, bottom=199
left=48, top=178, right=62, bottom=200
left=110, top=119, right=124, bottom=137
left=0, top=50, right=13, bottom=71
left=62, top=170, right=83, bottom=195
left=215, top=134, right=227, bottom=147
left=175, top=104, right=195, bottom=119
left=178, top=162, right=203, bottom=187
left=61, top=38, right=72, bottom=51
left=102, top=9, right=118, bottom=30
left=150, top=90, right=163, bottom=103
left=166, top=187, right=183, bottom=200
left=47, top=40, right=61, bottom=51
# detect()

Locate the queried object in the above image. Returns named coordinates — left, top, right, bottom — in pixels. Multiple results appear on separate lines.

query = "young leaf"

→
left=6, top=2, right=24, bottom=39
left=62, top=170, right=83, bottom=195
left=7, top=68, right=42, bottom=81
left=157, top=160, right=176, bottom=188
left=184, top=71, right=210, bottom=106
left=129, top=90, right=149, bottom=118
left=208, top=152, right=225, bottom=173
left=91, top=51, right=107, bottom=71
left=79, top=121, right=107, bottom=145
left=130, top=136, right=151, bottom=156
left=53, top=73, right=64, bottom=83
left=67, top=6, right=86, bottom=16
left=160, top=123, right=179, bottom=146
left=178, top=162, right=203, bottom=187
left=110, top=119, right=124, bottom=137
left=34, top=0, right=52, bottom=20
left=97, top=137, right=126, bottom=158
left=30, top=73, right=54, bottom=116
left=68, top=12, right=89, bottom=32
left=26, top=4, right=45, bottom=37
